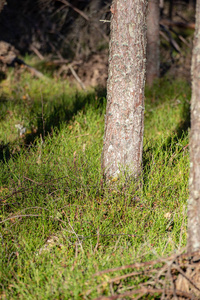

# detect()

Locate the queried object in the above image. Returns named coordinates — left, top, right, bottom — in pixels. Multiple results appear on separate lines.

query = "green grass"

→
left=0, top=70, right=190, bottom=299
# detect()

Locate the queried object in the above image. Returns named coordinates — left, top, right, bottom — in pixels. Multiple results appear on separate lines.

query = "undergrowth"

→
left=0, top=70, right=190, bottom=299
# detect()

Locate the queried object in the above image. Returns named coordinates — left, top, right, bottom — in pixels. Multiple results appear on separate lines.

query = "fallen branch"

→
left=9, top=57, right=45, bottom=79
left=94, top=288, right=199, bottom=300
left=0, top=41, right=46, bottom=79
left=57, top=63, right=86, bottom=90
left=22, top=61, right=46, bottom=79
left=46, top=59, right=70, bottom=65
left=69, top=65, right=86, bottom=90
left=160, top=19, right=195, bottom=30
left=160, top=24, right=181, bottom=53
left=29, top=45, right=44, bottom=60
left=88, top=251, right=200, bottom=299
left=94, top=257, right=163, bottom=277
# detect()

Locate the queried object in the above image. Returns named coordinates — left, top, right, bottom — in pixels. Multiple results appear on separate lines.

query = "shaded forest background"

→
left=0, top=0, right=196, bottom=88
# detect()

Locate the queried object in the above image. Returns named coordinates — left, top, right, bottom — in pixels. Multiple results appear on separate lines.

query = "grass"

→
left=0, top=69, right=191, bottom=299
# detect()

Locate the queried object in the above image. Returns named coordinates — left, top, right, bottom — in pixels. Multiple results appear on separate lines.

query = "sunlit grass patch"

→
left=0, top=75, right=190, bottom=299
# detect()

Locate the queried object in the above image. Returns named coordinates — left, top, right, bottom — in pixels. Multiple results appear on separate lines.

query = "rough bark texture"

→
left=102, top=0, right=147, bottom=181
left=187, top=0, right=200, bottom=252
left=146, top=0, right=160, bottom=86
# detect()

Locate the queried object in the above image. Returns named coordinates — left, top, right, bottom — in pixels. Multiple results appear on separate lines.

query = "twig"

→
left=29, top=45, right=44, bottom=60
left=25, top=64, right=46, bottom=79
left=113, top=236, right=121, bottom=252
left=85, top=265, right=156, bottom=297
left=108, top=270, right=154, bottom=284
left=14, top=57, right=46, bottom=79
left=73, top=133, right=90, bottom=139
left=67, top=217, right=84, bottom=252
left=69, top=65, right=86, bottom=90
left=94, top=258, right=163, bottom=277
left=172, top=263, right=200, bottom=292
left=160, top=26, right=181, bottom=53
left=58, top=63, right=86, bottom=89
left=134, top=292, right=146, bottom=300
left=19, top=206, right=50, bottom=212
left=90, top=250, right=200, bottom=299
left=160, top=19, right=195, bottom=30
left=93, top=227, right=100, bottom=254
left=75, top=241, right=78, bottom=258
left=0, top=214, right=41, bottom=224
left=155, top=264, right=169, bottom=286
left=47, top=59, right=70, bottom=65
left=86, top=248, right=200, bottom=300
left=168, top=263, right=178, bottom=300
left=175, top=12, right=189, bottom=23
left=117, top=288, right=147, bottom=300
left=94, top=288, right=199, bottom=300
left=109, top=283, right=114, bottom=295
left=100, top=19, right=111, bottom=23
left=23, top=176, right=40, bottom=185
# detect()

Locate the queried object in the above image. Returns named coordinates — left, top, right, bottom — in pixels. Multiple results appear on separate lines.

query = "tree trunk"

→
left=146, top=0, right=160, bottom=86
left=187, top=0, right=200, bottom=253
left=168, top=0, right=173, bottom=21
left=102, top=0, right=147, bottom=181
left=0, top=0, right=6, bottom=13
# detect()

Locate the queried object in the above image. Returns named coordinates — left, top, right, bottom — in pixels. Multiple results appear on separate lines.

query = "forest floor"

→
left=0, top=63, right=191, bottom=299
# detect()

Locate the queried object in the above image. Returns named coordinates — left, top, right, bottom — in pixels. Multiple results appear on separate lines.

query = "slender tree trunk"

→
left=146, top=0, right=160, bottom=86
left=187, top=0, right=200, bottom=253
left=169, top=0, right=173, bottom=21
left=102, top=0, right=147, bottom=181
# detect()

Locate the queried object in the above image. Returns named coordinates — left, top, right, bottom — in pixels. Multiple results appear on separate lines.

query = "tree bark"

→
left=102, top=0, right=147, bottom=181
left=146, top=0, right=160, bottom=86
left=187, top=0, right=200, bottom=253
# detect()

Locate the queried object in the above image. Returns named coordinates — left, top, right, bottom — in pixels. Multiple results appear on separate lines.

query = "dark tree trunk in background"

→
left=0, top=0, right=6, bottom=13
left=169, top=0, right=173, bottom=20
left=187, top=0, right=200, bottom=253
left=102, top=0, right=147, bottom=181
left=146, top=0, right=160, bottom=86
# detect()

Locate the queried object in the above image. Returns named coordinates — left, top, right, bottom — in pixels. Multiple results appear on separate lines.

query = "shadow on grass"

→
left=1, top=77, right=191, bottom=164
left=145, top=77, right=191, bottom=107
left=0, top=94, right=17, bottom=163
left=0, top=141, right=11, bottom=162
left=25, top=87, right=106, bottom=145
left=0, top=86, right=106, bottom=163
left=143, top=96, right=190, bottom=181
left=161, top=98, right=190, bottom=153
left=0, top=94, right=11, bottom=122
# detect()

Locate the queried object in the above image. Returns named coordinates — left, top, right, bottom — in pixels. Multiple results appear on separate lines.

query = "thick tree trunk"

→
left=146, top=0, right=160, bottom=86
left=102, top=0, right=147, bottom=181
left=187, top=0, right=200, bottom=253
